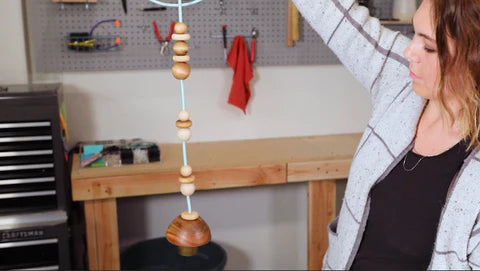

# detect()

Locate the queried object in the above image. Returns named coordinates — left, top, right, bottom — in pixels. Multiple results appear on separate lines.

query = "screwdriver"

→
left=222, top=25, right=227, bottom=60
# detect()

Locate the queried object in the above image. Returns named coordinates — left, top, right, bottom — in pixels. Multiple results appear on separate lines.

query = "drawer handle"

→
left=0, top=177, right=55, bottom=186
left=0, top=136, right=52, bottom=143
left=16, top=265, right=59, bottom=270
left=0, top=122, right=51, bottom=129
left=0, top=163, right=54, bottom=171
left=0, top=150, right=53, bottom=157
left=0, top=190, right=56, bottom=199
left=0, top=238, right=57, bottom=249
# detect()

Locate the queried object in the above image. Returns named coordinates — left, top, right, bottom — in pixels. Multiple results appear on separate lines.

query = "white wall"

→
left=0, top=1, right=372, bottom=269
left=0, top=0, right=28, bottom=84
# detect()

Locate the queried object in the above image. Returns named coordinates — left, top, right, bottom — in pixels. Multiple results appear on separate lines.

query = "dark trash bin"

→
left=121, top=237, right=227, bottom=270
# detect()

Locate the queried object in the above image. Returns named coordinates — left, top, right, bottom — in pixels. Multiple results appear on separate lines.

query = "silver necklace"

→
left=402, top=151, right=425, bottom=171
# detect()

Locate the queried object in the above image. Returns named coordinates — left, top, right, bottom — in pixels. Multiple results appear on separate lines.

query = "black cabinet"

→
left=0, top=84, right=73, bottom=269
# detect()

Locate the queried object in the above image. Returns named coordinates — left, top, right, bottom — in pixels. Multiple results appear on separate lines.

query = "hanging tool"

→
left=287, top=0, right=300, bottom=47
left=68, top=19, right=121, bottom=52
left=222, top=25, right=227, bottom=60
left=152, top=21, right=175, bottom=56
left=137, top=6, right=167, bottom=11
left=287, top=0, right=294, bottom=47
left=218, top=0, right=226, bottom=15
left=121, top=0, right=127, bottom=14
left=250, top=28, right=257, bottom=63
left=90, top=19, right=121, bottom=37
left=68, top=38, right=96, bottom=48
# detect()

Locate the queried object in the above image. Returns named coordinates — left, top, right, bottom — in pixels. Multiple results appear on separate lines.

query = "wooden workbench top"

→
left=71, top=133, right=361, bottom=201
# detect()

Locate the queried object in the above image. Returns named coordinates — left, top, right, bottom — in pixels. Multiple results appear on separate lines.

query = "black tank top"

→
left=350, top=139, right=471, bottom=270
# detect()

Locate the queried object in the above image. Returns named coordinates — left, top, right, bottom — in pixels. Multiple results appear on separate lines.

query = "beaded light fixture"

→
left=149, top=0, right=211, bottom=257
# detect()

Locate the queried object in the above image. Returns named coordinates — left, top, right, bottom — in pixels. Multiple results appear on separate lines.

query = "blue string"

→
left=148, top=0, right=204, bottom=215
left=182, top=141, right=187, bottom=166
left=148, top=0, right=203, bottom=8
left=178, top=0, right=183, bottom=22
left=180, top=80, right=186, bottom=110
left=186, top=196, right=192, bottom=213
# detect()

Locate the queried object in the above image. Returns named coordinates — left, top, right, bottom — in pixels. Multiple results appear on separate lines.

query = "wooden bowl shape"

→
left=166, top=213, right=211, bottom=256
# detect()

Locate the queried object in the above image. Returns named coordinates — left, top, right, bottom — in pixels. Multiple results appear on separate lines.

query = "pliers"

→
left=152, top=21, right=175, bottom=56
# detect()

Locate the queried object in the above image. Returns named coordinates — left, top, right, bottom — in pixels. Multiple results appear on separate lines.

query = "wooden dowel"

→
left=287, top=0, right=294, bottom=47
left=291, top=2, right=300, bottom=41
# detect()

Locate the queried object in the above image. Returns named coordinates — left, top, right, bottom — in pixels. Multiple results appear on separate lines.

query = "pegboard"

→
left=25, top=0, right=412, bottom=72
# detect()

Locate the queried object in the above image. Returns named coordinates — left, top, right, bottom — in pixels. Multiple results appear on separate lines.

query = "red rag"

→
left=227, top=36, right=254, bottom=114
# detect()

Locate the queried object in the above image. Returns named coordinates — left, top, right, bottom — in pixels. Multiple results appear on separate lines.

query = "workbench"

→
left=70, top=133, right=362, bottom=270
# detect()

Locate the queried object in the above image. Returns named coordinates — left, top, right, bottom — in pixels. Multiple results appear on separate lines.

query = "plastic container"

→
left=121, top=237, right=227, bottom=270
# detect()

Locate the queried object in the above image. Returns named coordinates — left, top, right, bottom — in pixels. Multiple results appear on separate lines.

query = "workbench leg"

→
left=84, top=199, right=120, bottom=270
left=308, top=180, right=336, bottom=270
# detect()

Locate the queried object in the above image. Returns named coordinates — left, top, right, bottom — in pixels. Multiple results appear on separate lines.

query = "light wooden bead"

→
left=181, top=210, right=199, bottom=220
left=178, top=110, right=190, bottom=121
left=173, top=41, right=189, bottom=56
left=174, top=22, right=187, bottom=34
left=172, top=33, right=191, bottom=41
left=177, top=128, right=192, bottom=141
left=179, top=174, right=195, bottom=183
left=176, top=120, right=192, bottom=128
left=180, top=183, right=196, bottom=196
left=172, top=62, right=190, bottom=80
left=180, top=165, right=192, bottom=177
left=173, top=55, right=190, bottom=62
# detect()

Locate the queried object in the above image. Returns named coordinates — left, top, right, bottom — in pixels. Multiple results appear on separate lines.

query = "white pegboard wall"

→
left=26, top=0, right=410, bottom=72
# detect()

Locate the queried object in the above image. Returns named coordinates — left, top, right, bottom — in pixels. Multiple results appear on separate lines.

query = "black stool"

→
left=121, top=237, right=227, bottom=270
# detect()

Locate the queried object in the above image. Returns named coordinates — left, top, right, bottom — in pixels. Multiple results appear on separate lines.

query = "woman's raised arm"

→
left=293, top=0, right=412, bottom=108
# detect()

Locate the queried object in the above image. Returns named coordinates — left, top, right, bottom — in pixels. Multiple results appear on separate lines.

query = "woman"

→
left=292, top=0, right=480, bottom=269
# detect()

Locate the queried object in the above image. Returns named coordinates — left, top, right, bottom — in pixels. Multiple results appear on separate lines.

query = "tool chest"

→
left=0, top=84, right=72, bottom=269
left=0, top=84, right=68, bottom=214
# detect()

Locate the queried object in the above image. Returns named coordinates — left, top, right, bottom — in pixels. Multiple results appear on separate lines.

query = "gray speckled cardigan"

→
left=292, top=0, right=480, bottom=269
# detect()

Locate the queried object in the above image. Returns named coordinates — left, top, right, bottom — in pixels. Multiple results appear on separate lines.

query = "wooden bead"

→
left=174, top=22, right=187, bottom=34
left=172, top=62, right=190, bottom=80
left=172, top=33, right=191, bottom=41
left=180, top=165, right=192, bottom=176
left=179, top=174, right=195, bottom=183
left=166, top=213, right=211, bottom=248
left=180, top=183, right=196, bottom=196
left=173, top=55, right=190, bottom=62
left=176, top=120, right=192, bottom=128
left=178, top=246, right=197, bottom=257
left=178, top=110, right=190, bottom=121
left=181, top=210, right=199, bottom=220
left=173, top=41, right=189, bottom=56
left=177, top=128, right=192, bottom=141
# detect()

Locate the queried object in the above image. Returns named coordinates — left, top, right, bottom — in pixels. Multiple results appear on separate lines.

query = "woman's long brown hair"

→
left=432, top=0, right=480, bottom=150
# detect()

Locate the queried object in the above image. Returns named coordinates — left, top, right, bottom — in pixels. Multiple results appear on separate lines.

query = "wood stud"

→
left=180, top=183, right=196, bottom=196
left=178, top=110, right=190, bottom=121
left=180, top=210, right=199, bottom=221
left=174, top=22, right=187, bottom=34
left=173, top=41, right=189, bottom=56
left=180, top=165, right=192, bottom=177
left=173, top=55, right=191, bottom=62
left=172, top=62, right=191, bottom=80
left=177, top=128, right=192, bottom=141
left=172, top=34, right=191, bottom=41
left=179, top=175, right=195, bottom=184
left=176, top=120, right=192, bottom=128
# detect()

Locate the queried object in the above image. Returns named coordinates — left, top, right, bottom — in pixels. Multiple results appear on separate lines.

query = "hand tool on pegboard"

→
left=68, top=19, right=122, bottom=52
left=137, top=6, right=167, bottom=11
left=287, top=0, right=300, bottom=47
left=152, top=21, right=175, bottom=56
left=222, top=25, right=228, bottom=60
left=121, top=0, right=127, bottom=14
left=250, top=28, right=258, bottom=63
